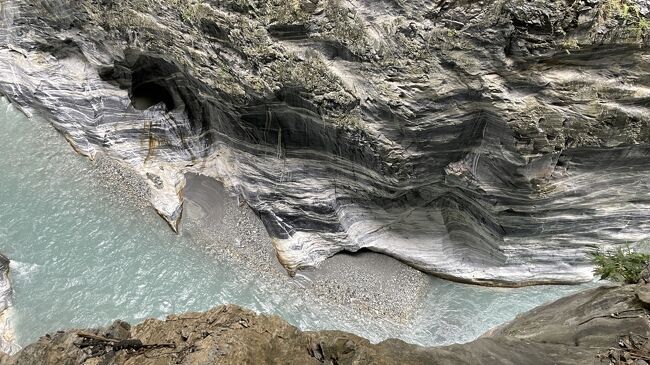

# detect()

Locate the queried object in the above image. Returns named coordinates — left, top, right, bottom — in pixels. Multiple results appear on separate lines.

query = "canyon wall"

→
left=0, top=0, right=649, bottom=285
left=0, top=255, right=16, bottom=355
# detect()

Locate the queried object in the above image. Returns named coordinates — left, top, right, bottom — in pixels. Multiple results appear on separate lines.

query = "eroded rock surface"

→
left=0, top=254, right=17, bottom=355
left=0, top=284, right=648, bottom=365
left=1, top=0, right=649, bottom=284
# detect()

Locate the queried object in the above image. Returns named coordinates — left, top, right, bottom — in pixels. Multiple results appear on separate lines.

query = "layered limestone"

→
left=0, top=284, right=648, bottom=364
left=1, top=0, right=650, bottom=284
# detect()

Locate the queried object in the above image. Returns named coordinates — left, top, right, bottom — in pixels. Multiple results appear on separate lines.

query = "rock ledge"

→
left=1, top=284, right=648, bottom=365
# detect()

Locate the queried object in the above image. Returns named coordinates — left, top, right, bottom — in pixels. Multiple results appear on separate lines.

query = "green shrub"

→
left=591, top=246, right=650, bottom=284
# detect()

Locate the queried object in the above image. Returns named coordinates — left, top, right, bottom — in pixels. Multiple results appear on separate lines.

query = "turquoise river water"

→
left=0, top=97, right=590, bottom=348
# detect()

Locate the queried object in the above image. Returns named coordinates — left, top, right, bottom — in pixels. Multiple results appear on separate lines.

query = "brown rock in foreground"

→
left=1, top=285, right=648, bottom=365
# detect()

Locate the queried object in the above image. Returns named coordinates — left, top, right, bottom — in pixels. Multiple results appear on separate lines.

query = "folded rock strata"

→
left=0, top=0, right=649, bottom=285
left=0, top=254, right=17, bottom=355
left=0, top=284, right=648, bottom=364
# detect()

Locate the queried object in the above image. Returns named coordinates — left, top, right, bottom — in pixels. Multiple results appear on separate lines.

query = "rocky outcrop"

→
left=0, top=284, right=648, bottom=364
left=0, top=254, right=17, bottom=355
left=0, top=0, right=649, bottom=285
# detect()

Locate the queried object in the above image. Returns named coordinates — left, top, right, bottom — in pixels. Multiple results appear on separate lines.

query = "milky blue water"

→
left=0, top=97, right=591, bottom=348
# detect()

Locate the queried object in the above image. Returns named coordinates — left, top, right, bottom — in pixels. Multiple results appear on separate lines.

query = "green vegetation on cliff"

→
left=592, top=245, right=650, bottom=284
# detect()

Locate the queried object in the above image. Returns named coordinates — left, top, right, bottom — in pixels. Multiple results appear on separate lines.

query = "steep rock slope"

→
left=1, top=284, right=648, bottom=364
left=0, top=254, right=16, bottom=355
left=0, top=0, right=649, bottom=284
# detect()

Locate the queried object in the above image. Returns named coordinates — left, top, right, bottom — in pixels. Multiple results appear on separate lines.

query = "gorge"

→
left=0, top=96, right=586, bottom=351
left=0, top=0, right=650, bottom=363
left=1, top=0, right=649, bottom=285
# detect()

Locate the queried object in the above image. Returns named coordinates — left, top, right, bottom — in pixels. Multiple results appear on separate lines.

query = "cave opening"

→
left=130, top=81, right=176, bottom=111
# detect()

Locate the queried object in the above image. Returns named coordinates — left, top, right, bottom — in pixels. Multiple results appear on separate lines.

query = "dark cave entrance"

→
left=130, top=81, right=176, bottom=111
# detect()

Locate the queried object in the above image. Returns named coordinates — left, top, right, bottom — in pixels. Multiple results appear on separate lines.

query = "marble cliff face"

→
left=0, top=0, right=649, bottom=285
left=0, top=254, right=16, bottom=355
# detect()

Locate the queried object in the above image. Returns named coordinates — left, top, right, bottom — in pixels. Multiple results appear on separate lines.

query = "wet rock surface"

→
left=1, top=0, right=650, bottom=284
left=0, top=284, right=648, bottom=365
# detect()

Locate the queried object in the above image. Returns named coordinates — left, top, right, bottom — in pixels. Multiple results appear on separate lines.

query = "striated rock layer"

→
left=0, top=284, right=648, bottom=364
left=0, top=254, right=17, bottom=355
left=1, top=0, right=650, bottom=285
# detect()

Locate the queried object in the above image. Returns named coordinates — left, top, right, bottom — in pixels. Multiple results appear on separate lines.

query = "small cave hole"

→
left=131, top=82, right=176, bottom=111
